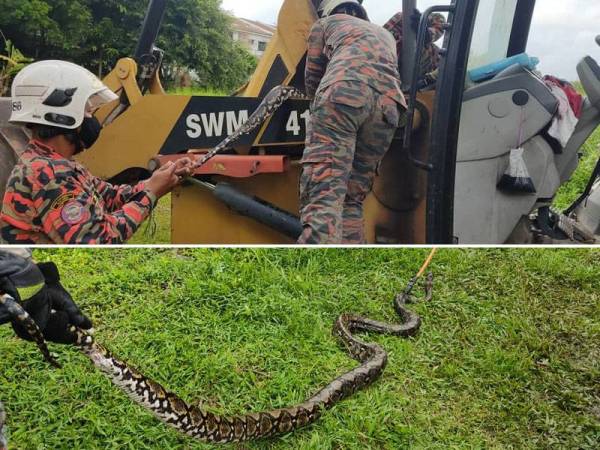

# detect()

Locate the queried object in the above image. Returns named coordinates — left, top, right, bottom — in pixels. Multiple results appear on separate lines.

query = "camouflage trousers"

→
left=298, top=80, right=402, bottom=245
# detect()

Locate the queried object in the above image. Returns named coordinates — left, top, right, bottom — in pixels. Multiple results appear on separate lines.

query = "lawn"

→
left=553, top=127, right=600, bottom=211
left=128, top=195, right=172, bottom=245
left=1, top=249, right=598, bottom=449
left=169, top=87, right=227, bottom=97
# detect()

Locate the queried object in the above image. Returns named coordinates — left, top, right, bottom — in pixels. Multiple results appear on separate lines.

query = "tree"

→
left=0, top=0, right=257, bottom=91
left=0, top=35, right=34, bottom=96
left=158, top=0, right=258, bottom=91
left=0, top=0, right=92, bottom=60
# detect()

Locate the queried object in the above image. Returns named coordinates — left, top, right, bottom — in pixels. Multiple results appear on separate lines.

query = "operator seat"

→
left=453, top=63, right=561, bottom=243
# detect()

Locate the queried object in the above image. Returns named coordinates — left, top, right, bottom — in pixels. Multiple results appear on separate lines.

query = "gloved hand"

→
left=0, top=254, right=92, bottom=344
left=417, top=71, right=438, bottom=90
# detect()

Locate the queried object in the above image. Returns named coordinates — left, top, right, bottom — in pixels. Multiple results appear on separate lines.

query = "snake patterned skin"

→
left=194, top=85, right=309, bottom=170
left=0, top=295, right=61, bottom=450
left=2, top=276, right=432, bottom=444
left=0, top=295, right=60, bottom=368
left=0, top=399, right=7, bottom=450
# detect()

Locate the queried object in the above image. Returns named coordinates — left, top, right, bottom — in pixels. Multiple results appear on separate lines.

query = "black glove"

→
left=0, top=250, right=44, bottom=324
left=417, top=78, right=428, bottom=90
left=0, top=257, right=92, bottom=344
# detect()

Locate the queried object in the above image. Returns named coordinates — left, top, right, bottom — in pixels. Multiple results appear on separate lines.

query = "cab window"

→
left=467, top=0, right=519, bottom=70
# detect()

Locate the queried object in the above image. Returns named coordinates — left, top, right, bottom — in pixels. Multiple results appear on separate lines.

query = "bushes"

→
left=0, top=34, right=33, bottom=96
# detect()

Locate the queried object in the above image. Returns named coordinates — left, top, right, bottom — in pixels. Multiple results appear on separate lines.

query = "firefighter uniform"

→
left=299, top=14, right=406, bottom=245
left=384, top=12, right=447, bottom=87
left=0, top=140, right=157, bottom=244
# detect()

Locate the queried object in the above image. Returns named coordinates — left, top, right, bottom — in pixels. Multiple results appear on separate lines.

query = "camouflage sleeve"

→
left=305, top=20, right=327, bottom=98
left=34, top=175, right=157, bottom=245
left=428, top=13, right=446, bottom=43
left=383, top=12, right=403, bottom=39
left=93, top=178, right=147, bottom=211
left=385, top=12, right=445, bottom=45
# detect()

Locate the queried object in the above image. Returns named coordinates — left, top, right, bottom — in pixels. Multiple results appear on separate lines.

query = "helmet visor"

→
left=86, top=88, right=119, bottom=112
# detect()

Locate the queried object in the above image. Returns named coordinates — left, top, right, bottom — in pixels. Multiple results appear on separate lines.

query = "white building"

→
left=231, top=17, right=276, bottom=58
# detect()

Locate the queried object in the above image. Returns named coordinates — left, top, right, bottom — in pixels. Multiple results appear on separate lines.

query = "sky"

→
left=221, top=0, right=600, bottom=81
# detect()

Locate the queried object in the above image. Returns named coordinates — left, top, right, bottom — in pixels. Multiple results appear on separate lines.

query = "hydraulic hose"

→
left=188, top=178, right=303, bottom=240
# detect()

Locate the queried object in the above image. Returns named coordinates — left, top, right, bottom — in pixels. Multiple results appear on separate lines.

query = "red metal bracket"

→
left=149, top=154, right=290, bottom=178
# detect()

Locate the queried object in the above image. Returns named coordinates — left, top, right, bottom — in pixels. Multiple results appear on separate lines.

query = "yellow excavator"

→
left=1, top=0, right=599, bottom=244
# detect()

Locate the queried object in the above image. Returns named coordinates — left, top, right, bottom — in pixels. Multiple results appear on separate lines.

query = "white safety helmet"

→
left=9, top=60, right=118, bottom=130
left=318, top=0, right=365, bottom=18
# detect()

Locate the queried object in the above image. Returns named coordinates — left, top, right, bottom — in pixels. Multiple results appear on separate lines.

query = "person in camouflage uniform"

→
left=384, top=10, right=447, bottom=89
left=298, top=0, right=406, bottom=245
left=0, top=140, right=185, bottom=244
left=0, top=60, right=192, bottom=245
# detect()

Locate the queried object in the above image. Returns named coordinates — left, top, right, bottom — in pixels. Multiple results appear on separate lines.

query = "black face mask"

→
left=78, top=116, right=102, bottom=150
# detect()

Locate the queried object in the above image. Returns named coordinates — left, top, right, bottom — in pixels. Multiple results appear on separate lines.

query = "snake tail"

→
left=0, top=400, right=7, bottom=450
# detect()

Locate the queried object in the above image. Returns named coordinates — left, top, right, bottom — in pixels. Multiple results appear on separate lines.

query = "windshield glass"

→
left=467, top=0, right=519, bottom=70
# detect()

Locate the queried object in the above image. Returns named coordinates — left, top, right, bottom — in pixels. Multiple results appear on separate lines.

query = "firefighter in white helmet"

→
left=0, top=60, right=192, bottom=244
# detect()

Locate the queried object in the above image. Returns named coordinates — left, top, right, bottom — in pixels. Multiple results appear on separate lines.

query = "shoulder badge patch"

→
left=51, top=193, right=77, bottom=211
left=60, top=201, right=90, bottom=225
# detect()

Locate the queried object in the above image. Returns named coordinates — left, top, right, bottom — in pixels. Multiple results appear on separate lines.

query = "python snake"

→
left=0, top=295, right=60, bottom=450
left=0, top=272, right=432, bottom=444
left=193, top=85, right=309, bottom=170
left=0, top=399, right=6, bottom=450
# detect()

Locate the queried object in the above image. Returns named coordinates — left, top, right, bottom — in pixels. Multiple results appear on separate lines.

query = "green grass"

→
left=1, top=249, right=598, bottom=449
left=553, top=127, right=600, bottom=210
left=553, top=83, right=600, bottom=210
left=129, top=195, right=172, bottom=245
left=168, top=87, right=227, bottom=96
